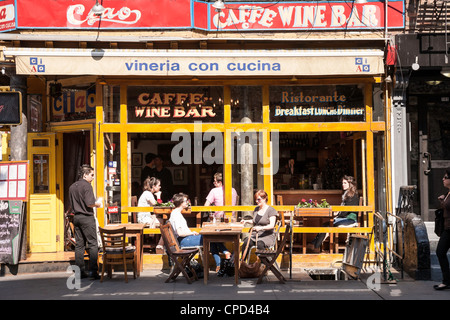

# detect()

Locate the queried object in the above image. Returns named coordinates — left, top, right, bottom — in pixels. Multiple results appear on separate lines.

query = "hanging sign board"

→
left=0, top=200, right=25, bottom=264
left=0, top=88, right=22, bottom=125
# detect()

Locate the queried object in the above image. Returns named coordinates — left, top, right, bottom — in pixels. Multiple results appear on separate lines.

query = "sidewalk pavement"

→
left=0, top=267, right=449, bottom=302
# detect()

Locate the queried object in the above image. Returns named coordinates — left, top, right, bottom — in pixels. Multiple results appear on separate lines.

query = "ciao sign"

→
left=128, top=86, right=224, bottom=123
left=270, top=85, right=365, bottom=122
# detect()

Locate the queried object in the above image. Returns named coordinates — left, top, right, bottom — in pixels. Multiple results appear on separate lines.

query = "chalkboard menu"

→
left=0, top=200, right=24, bottom=264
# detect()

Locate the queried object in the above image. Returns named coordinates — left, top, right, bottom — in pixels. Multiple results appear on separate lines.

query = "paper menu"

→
left=0, top=161, right=29, bottom=201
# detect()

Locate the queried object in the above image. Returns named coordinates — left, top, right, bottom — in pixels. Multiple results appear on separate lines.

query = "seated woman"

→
left=241, top=190, right=278, bottom=261
left=138, top=177, right=164, bottom=252
left=312, top=175, right=360, bottom=249
left=169, top=192, right=231, bottom=273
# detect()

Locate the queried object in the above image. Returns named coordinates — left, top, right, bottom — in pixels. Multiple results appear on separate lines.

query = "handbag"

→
left=239, top=228, right=264, bottom=278
left=435, top=208, right=445, bottom=237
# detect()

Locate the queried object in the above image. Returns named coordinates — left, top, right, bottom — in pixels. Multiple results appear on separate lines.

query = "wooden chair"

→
left=256, top=224, right=290, bottom=284
left=246, top=220, right=282, bottom=263
left=98, top=226, right=137, bottom=283
left=160, top=222, right=199, bottom=284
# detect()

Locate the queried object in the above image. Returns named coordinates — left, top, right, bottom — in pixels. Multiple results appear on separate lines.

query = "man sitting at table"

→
left=170, top=192, right=231, bottom=273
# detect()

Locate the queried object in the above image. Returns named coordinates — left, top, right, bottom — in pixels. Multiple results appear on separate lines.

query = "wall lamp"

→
left=212, top=0, right=226, bottom=10
left=92, top=0, right=106, bottom=16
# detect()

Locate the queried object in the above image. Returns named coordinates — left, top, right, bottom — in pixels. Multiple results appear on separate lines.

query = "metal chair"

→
left=98, top=226, right=136, bottom=283
left=160, top=222, right=199, bottom=284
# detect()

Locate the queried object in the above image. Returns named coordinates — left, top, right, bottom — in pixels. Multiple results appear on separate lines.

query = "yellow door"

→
left=27, top=133, right=58, bottom=253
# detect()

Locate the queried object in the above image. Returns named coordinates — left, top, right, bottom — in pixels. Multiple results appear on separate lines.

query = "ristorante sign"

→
left=5, top=0, right=404, bottom=31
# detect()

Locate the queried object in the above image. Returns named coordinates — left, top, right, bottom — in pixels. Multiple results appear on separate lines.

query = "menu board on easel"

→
left=0, top=200, right=24, bottom=264
left=0, top=161, right=29, bottom=201
left=0, top=161, right=28, bottom=264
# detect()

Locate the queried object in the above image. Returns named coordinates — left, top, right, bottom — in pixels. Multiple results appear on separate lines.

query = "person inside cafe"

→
left=141, top=153, right=156, bottom=185
left=152, top=155, right=174, bottom=202
left=138, top=177, right=164, bottom=252
left=204, top=172, right=238, bottom=220
left=169, top=192, right=231, bottom=273
left=311, top=175, right=360, bottom=249
left=241, top=190, right=278, bottom=261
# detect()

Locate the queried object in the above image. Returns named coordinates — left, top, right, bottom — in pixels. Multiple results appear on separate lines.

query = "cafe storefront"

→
left=0, top=0, right=404, bottom=265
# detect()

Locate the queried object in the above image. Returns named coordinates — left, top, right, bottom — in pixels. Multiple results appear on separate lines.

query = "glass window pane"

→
left=130, top=132, right=224, bottom=215
left=32, top=139, right=49, bottom=147
left=103, top=85, right=120, bottom=123
left=32, top=154, right=49, bottom=193
left=231, top=86, right=262, bottom=123
left=104, top=133, right=121, bottom=223
left=273, top=132, right=364, bottom=206
left=231, top=129, right=264, bottom=219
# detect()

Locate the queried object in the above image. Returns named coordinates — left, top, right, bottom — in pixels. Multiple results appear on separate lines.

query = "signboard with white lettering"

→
left=0, top=0, right=16, bottom=32
left=270, top=85, right=365, bottom=122
left=127, top=86, right=224, bottom=123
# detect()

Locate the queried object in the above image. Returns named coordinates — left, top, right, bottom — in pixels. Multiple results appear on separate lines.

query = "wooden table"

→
left=295, top=208, right=334, bottom=253
left=200, top=223, right=243, bottom=285
left=103, top=223, right=145, bottom=276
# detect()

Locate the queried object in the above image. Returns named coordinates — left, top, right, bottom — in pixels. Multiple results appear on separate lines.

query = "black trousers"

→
left=436, top=229, right=450, bottom=285
left=73, top=214, right=98, bottom=274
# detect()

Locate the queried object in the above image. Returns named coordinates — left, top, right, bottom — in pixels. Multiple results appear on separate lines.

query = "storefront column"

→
left=9, top=73, right=28, bottom=260
left=391, top=71, right=410, bottom=211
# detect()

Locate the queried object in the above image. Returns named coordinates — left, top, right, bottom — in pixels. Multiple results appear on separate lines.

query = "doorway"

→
left=408, top=78, right=450, bottom=220
left=62, top=131, right=91, bottom=211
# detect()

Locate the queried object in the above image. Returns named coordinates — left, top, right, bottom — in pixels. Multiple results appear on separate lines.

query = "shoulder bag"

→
left=239, top=228, right=264, bottom=278
left=435, top=208, right=445, bottom=237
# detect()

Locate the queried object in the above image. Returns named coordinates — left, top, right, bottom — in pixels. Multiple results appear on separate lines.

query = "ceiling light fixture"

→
left=92, top=0, right=106, bottom=17
left=441, top=66, right=450, bottom=78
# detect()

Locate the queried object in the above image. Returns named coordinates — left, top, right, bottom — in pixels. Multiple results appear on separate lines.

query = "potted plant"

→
left=294, top=198, right=332, bottom=216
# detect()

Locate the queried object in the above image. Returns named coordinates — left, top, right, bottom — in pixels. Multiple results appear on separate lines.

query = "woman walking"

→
left=434, top=168, right=450, bottom=290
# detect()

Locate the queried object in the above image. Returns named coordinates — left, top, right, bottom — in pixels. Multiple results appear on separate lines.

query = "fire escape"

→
left=410, top=0, right=450, bottom=63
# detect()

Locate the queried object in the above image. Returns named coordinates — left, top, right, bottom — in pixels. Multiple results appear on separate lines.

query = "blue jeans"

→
left=179, top=235, right=229, bottom=267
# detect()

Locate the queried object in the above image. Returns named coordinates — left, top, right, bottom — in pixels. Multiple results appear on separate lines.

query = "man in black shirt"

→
left=152, top=155, right=174, bottom=202
left=141, top=153, right=156, bottom=186
left=69, top=164, right=102, bottom=280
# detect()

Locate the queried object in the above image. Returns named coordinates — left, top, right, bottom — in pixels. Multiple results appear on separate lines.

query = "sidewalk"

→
left=0, top=267, right=448, bottom=301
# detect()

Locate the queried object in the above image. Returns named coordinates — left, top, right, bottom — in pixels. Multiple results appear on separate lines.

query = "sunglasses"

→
left=444, top=176, right=450, bottom=180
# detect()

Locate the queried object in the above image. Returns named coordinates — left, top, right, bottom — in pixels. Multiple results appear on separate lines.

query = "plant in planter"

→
left=296, top=198, right=330, bottom=208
